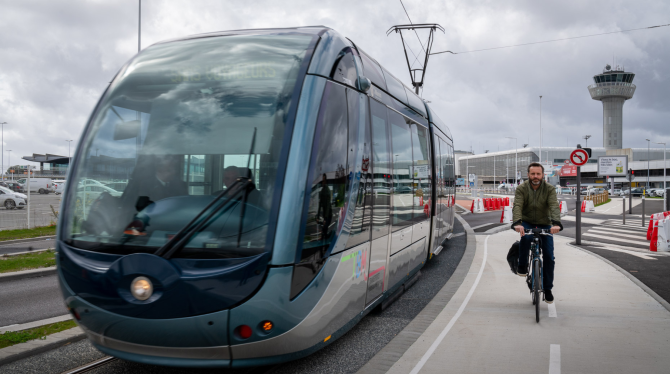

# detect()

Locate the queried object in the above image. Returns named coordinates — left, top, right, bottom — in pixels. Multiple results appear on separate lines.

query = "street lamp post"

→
left=539, top=95, right=543, bottom=165
left=583, top=135, right=591, bottom=147
left=506, top=137, right=518, bottom=187
left=656, top=142, right=667, bottom=210
left=0, top=122, right=6, bottom=180
left=5, top=150, right=10, bottom=181
left=66, top=140, right=73, bottom=162
left=646, top=138, right=650, bottom=191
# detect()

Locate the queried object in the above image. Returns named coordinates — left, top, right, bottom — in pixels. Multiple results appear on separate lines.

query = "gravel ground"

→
left=1, top=220, right=467, bottom=374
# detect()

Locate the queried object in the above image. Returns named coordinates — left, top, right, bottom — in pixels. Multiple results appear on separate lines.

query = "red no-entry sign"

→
left=570, top=149, right=589, bottom=166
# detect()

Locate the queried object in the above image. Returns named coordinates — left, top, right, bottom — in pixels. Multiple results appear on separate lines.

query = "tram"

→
left=57, top=26, right=455, bottom=368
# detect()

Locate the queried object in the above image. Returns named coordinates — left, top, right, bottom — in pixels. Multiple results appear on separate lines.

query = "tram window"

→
left=346, top=90, right=373, bottom=249
left=63, top=34, right=314, bottom=257
left=292, top=82, right=348, bottom=298
left=332, top=48, right=358, bottom=88
left=382, top=68, right=408, bottom=105
left=359, top=52, right=387, bottom=91
left=433, top=136, right=443, bottom=222
left=411, top=124, right=431, bottom=221
left=389, top=110, right=413, bottom=229
left=405, top=88, right=427, bottom=118
left=370, top=99, right=392, bottom=240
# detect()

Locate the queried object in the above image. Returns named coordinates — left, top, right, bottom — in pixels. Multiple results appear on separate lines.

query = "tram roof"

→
left=146, top=26, right=452, bottom=141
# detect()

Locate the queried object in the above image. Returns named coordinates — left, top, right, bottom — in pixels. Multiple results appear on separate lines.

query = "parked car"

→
left=0, top=186, right=27, bottom=210
left=16, top=178, right=55, bottom=194
left=54, top=181, right=66, bottom=195
left=75, top=184, right=121, bottom=206
left=629, top=187, right=645, bottom=197
left=4, top=181, right=24, bottom=193
left=648, top=188, right=666, bottom=197
left=557, top=187, right=572, bottom=194
left=608, top=189, right=622, bottom=196
left=104, top=181, right=128, bottom=192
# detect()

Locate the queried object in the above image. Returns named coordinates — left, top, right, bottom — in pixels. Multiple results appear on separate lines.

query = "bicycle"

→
left=522, top=228, right=552, bottom=323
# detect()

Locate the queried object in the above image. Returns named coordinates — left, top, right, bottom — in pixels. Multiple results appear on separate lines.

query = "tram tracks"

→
left=60, top=356, right=116, bottom=374
left=59, top=355, right=281, bottom=374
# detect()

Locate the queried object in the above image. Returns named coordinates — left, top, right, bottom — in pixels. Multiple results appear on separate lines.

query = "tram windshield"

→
left=63, top=33, right=314, bottom=258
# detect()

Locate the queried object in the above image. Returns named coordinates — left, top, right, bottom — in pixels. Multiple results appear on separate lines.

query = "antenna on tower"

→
left=387, top=23, right=444, bottom=94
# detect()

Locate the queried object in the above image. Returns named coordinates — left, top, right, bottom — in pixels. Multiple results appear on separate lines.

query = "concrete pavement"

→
left=388, top=230, right=670, bottom=374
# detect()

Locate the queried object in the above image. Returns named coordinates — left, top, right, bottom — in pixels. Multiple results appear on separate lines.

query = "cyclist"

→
left=511, top=162, right=563, bottom=304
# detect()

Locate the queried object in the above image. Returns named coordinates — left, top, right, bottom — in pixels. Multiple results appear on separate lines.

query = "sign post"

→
left=597, top=155, right=628, bottom=224
left=571, top=148, right=589, bottom=245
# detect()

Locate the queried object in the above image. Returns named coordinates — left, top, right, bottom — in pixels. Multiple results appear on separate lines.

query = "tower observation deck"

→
left=588, top=64, right=636, bottom=150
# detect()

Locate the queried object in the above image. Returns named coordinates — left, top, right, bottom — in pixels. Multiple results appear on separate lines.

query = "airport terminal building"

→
left=458, top=147, right=668, bottom=187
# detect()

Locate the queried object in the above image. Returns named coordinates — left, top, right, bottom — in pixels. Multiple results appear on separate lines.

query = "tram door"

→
left=366, top=99, right=392, bottom=305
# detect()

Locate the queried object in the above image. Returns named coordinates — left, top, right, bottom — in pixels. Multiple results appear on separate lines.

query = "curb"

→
left=2, top=248, right=52, bottom=257
left=566, top=241, right=670, bottom=314
left=0, top=236, right=56, bottom=246
left=0, top=327, right=86, bottom=367
left=357, top=214, right=476, bottom=374
left=0, top=315, right=72, bottom=334
left=0, top=267, right=57, bottom=284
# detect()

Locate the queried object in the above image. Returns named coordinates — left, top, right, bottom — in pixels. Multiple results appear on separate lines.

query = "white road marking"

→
left=581, top=240, right=658, bottom=260
left=409, top=235, right=489, bottom=374
left=561, top=215, right=605, bottom=224
left=548, top=302, right=557, bottom=318
left=549, top=344, right=561, bottom=374
left=582, top=233, right=650, bottom=247
left=587, top=228, right=647, bottom=240
left=601, top=222, right=649, bottom=231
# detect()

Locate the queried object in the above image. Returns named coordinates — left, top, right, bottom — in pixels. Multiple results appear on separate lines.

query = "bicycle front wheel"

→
left=533, top=261, right=540, bottom=322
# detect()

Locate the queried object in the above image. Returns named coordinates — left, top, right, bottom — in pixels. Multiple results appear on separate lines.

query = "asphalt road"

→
left=1, top=221, right=470, bottom=374
left=0, top=238, right=56, bottom=255
left=0, top=274, right=66, bottom=327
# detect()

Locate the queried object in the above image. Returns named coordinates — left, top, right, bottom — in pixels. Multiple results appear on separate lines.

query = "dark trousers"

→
left=518, top=222, right=555, bottom=290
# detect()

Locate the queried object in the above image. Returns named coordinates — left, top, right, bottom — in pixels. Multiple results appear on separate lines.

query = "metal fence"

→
left=0, top=193, right=60, bottom=230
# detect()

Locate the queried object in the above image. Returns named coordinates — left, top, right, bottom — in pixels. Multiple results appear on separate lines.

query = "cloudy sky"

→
left=0, top=0, right=668, bottom=170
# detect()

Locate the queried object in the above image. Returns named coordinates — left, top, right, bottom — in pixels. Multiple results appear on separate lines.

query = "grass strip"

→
left=0, top=226, right=56, bottom=242
left=0, top=250, right=56, bottom=273
left=0, top=320, right=77, bottom=349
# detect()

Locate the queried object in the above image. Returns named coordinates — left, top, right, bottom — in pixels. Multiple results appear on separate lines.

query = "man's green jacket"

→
left=511, top=180, right=563, bottom=229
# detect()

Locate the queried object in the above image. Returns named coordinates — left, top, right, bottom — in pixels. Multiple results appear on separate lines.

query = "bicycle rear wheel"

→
left=533, top=261, right=540, bottom=322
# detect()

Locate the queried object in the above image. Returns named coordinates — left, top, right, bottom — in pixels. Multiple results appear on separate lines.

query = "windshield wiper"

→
left=154, top=128, right=258, bottom=259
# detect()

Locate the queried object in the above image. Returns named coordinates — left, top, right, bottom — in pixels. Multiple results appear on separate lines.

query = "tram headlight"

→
left=130, top=276, right=153, bottom=301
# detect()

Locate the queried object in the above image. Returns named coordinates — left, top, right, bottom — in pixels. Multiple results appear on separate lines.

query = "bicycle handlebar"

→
left=523, top=228, right=552, bottom=235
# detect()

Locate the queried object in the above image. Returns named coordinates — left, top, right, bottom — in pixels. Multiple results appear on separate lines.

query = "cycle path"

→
left=388, top=230, right=670, bottom=374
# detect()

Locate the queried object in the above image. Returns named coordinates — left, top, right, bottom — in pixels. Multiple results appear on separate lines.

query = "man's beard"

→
left=531, top=179, right=541, bottom=185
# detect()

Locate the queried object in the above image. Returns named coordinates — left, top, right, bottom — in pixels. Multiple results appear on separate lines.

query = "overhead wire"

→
left=431, top=23, right=670, bottom=55
left=400, top=0, right=427, bottom=54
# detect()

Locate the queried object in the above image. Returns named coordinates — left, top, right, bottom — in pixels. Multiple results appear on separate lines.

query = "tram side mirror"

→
left=113, top=120, right=141, bottom=141
left=357, top=76, right=371, bottom=93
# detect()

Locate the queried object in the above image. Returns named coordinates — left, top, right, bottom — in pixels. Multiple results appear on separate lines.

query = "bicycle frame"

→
left=528, top=238, right=543, bottom=295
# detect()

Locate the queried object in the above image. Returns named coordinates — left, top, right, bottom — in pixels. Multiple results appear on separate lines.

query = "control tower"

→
left=588, top=64, right=636, bottom=150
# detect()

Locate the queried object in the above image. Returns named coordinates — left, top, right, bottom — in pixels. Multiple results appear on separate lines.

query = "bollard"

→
left=622, top=196, right=626, bottom=224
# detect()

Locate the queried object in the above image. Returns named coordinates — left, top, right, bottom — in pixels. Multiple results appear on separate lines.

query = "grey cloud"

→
left=0, top=0, right=668, bottom=167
